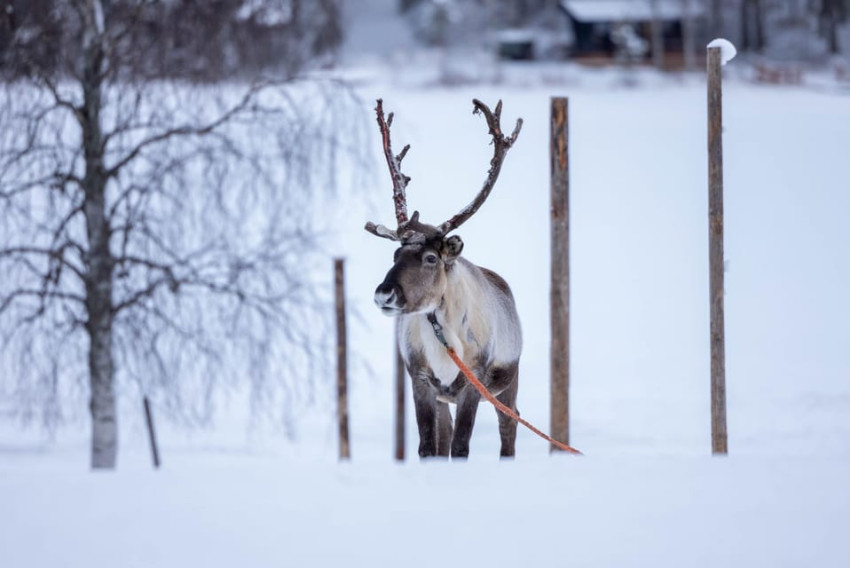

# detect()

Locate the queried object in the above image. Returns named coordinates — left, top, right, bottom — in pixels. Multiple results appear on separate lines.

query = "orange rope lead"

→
left=446, top=347, right=582, bottom=456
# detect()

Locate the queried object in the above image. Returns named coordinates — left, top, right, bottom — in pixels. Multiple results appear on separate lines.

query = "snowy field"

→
left=3, top=53, right=850, bottom=567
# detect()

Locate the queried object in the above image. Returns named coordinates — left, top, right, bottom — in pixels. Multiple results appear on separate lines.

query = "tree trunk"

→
left=84, top=162, right=117, bottom=468
left=87, top=303, right=116, bottom=469
left=82, top=0, right=117, bottom=469
left=682, top=0, right=696, bottom=71
left=650, top=0, right=665, bottom=70
left=708, top=0, right=723, bottom=38
left=821, top=0, right=842, bottom=55
left=754, top=0, right=766, bottom=52
left=741, top=0, right=766, bottom=53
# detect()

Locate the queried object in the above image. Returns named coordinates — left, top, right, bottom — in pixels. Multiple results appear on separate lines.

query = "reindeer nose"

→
left=374, top=282, right=404, bottom=312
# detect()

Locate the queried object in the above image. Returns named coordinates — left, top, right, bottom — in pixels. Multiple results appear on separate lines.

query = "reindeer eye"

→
left=424, top=253, right=438, bottom=266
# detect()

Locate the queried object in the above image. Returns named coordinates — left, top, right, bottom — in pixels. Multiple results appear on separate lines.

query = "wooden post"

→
left=394, top=321, right=405, bottom=462
left=143, top=396, right=161, bottom=469
left=550, top=97, right=571, bottom=452
left=334, top=258, right=351, bottom=461
left=707, top=47, right=728, bottom=455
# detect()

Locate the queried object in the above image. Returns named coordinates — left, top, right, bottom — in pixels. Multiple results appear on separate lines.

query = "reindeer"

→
left=366, top=99, right=523, bottom=459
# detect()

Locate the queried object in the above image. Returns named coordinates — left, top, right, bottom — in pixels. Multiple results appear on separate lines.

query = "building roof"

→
left=561, top=0, right=705, bottom=23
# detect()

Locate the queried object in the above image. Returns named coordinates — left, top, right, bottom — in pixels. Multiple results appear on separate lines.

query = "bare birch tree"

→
left=0, top=0, right=359, bottom=468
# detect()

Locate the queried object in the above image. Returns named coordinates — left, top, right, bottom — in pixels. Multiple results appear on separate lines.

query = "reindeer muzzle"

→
left=374, top=282, right=405, bottom=315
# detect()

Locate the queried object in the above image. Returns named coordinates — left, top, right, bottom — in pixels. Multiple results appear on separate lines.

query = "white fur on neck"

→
left=399, top=258, right=521, bottom=386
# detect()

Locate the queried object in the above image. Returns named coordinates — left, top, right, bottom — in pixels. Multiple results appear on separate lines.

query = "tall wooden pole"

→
left=707, top=47, right=728, bottom=455
left=550, top=97, right=571, bottom=452
left=394, top=322, right=406, bottom=462
left=334, top=258, right=351, bottom=460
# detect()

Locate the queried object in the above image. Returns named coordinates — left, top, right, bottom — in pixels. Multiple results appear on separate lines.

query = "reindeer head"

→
left=366, top=99, right=522, bottom=316
left=373, top=214, right=466, bottom=315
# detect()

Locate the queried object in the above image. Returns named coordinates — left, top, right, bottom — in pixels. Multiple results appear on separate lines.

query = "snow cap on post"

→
left=707, top=38, right=737, bottom=66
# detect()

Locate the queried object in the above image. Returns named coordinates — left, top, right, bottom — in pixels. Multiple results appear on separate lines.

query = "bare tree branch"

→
left=0, top=245, right=85, bottom=282
left=0, top=288, right=86, bottom=315
left=35, top=74, right=84, bottom=126
left=104, top=80, right=272, bottom=180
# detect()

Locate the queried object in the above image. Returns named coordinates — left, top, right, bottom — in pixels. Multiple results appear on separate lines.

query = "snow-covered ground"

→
left=2, top=453, right=848, bottom=567
left=3, top=15, right=850, bottom=568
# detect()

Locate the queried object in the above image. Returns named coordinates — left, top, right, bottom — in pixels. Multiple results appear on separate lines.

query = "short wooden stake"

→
left=707, top=47, right=728, bottom=455
left=143, top=396, right=161, bottom=469
left=550, top=97, right=571, bottom=452
left=334, top=258, right=351, bottom=461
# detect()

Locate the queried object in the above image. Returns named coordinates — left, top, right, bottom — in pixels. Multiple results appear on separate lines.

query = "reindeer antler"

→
left=365, top=99, right=412, bottom=241
left=436, top=99, right=522, bottom=236
left=365, top=98, right=522, bottom=243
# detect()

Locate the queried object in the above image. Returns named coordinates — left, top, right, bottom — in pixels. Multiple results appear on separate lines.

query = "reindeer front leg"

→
left=450, top=375, right=483, bottom=459
left=411, top=373, right=438, bottom=458
left=411, top=368, right=453, bottom=458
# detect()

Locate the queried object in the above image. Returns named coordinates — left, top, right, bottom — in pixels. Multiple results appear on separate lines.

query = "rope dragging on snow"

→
left=444, top=346, right=582, bottom=455
left=422, top=310, right=581, bottom=455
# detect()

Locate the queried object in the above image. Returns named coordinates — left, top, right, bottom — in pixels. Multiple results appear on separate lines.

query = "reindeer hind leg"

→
left=495, top=365, right=519, bottom=458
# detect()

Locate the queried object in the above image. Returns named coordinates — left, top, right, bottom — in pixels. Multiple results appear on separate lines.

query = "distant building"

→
left=560, top=0, right=705, bottom=66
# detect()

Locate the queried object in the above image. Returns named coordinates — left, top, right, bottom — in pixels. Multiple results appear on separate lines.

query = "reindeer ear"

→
left=441, top=235, right=464, bottom=263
